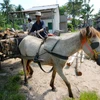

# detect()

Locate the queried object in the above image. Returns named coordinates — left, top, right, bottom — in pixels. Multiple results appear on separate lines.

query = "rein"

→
left=44, top=39, right=68, bottom=60
left=34, top=39, right=53, bottom=73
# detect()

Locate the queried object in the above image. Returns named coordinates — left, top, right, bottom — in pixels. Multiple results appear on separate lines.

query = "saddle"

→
left=33, top=33, right=55, bottom=63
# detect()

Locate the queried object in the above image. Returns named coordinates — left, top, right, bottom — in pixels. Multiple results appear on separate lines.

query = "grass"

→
left=63, top=91, right=100, bottom=100
left=0, top=73, right=26, bottom=100
left=18, top=70, right=24, bottom=76
left=80, top=91, right=100, bottom=100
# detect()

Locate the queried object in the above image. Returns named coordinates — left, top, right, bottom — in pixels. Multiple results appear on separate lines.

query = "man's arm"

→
left=37, top=28, right=44, bottom=33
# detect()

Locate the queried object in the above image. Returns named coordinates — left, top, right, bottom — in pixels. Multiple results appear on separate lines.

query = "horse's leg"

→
left=22, top=59, right=28, bottom=84
left=26, top=60, right=33, bottom=79
left=21, top=59, right=29, bottom=76
left=66, top=52, right=77, bottom=67
left=80, top=50, right=85, bottom=63
left=55, top=65, right=73, bottom=98
left=75, top=51, right=82, bottom=76
left=50, top=68, right=56, bottom=91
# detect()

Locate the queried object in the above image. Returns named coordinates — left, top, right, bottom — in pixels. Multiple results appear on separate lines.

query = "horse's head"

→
left=80, top=26, right=100, bottom=65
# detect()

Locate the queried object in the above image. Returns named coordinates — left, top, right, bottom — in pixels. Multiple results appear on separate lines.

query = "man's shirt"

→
left=30, top=20, right=47, bottom=38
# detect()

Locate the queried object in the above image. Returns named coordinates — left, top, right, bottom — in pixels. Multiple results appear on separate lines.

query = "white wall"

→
left=53, top=7, right=60, bottom=32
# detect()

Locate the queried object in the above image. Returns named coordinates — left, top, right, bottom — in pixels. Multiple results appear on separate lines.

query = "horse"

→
left=18, top=26, right=100, bottom=98
left=0, top=26, right=100, bottom=98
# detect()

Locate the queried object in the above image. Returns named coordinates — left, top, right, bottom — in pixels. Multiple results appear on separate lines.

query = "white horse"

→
left=19, top=26, right=100, bottom=98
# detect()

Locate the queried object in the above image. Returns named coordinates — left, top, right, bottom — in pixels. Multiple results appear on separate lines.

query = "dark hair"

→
left=28, top=18, right=32, bottom=22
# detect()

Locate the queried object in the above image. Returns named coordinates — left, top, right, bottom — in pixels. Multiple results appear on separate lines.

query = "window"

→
left=48, top=22, right=52, bottom=30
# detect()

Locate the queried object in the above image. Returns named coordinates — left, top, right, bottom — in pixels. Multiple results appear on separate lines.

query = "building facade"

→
left=24, top=4, right=60, bottom=33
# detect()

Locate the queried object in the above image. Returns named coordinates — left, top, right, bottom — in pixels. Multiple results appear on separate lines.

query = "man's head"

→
left=28, top=18, right=32, bottom=22
left=35, top=11, right=42, bottom=21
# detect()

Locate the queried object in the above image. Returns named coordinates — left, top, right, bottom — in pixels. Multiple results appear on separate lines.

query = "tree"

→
left=0, top=0, right=16, bottom=24
left=16, top=4, right=24, bottom=11
left=15, top=4, right=24, bottom=18
left=66, top=0, right=83, bottom=16
left=0, top=12, right=6, bottom=29
left=80, top=1, right=94, bottom=26
left=15, top=4, right=24, bottom=25
left=66, top=0, right=83, bottom=29
left=59, top=5, right=67, bottom=15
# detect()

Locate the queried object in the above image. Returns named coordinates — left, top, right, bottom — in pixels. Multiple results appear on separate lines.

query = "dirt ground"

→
left=1, top=57, right=100, bottom=100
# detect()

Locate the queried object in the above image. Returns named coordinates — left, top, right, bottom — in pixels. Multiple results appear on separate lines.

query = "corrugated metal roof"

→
left=9, top=4, right=59, bottom=14
left=25, top=4, right=59, bottom=12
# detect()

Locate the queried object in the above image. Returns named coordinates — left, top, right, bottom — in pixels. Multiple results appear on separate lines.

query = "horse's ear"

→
left=86, top=26, right=92, bottom=37
left=86, top=26, right=90, bottom=35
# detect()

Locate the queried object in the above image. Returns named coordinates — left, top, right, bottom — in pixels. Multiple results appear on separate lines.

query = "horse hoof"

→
left=67, top=63, right=71, bottom=67
left=69, top=94, right=74, bottom=98
left=52, top=87, right=57, bottom=92
left=24, top=82, right=28, bottom=86
left=27, top=75, right=32, bottom=79
left=76, top=71, right=82, bottom=76
left=24, top=80, right=28, bottom=86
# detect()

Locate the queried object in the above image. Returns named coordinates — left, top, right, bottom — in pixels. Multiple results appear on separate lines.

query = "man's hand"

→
left=36, top=30, right=40, bottom=34
left=37, top=28, right=44, bottom=34
left=36, top=30, right=44, bottom=39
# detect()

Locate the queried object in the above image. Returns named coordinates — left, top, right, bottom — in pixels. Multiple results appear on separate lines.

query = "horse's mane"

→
left=91, top=27, right=100, bottom=38
left=80, top=27, right=100, bottom=38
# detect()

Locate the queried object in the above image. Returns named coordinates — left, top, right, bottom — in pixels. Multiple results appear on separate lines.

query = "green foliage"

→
left=0, top=74, right=26, bottom=100
left=18, top=70, right=24, bottom=76
left=59, top=5, right=67, bottom=15
left=0, top=0, right=24, bottom=29
left=16, top=4, right=24, bottom=11
left=66, top=0, right=83, bottom=16
left=14, top=24, right=21, bottom=30
left=0, top=12, right=6, bottom=29
left=63, top=91, right=100, bottom=100
left=67, top=23, right=74, bottom=32
left=0, top=92, right=25, bottom=100
left=4, top=75, right=21, bottom=91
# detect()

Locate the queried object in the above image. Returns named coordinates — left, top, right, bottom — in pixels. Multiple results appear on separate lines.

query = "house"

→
left=9, top=4, right=68, bottom=33
left=23, top=4, right=60, bottom=33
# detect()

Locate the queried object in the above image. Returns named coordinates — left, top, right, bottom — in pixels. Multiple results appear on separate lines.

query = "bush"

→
left=67, top=23, right=74, bottom=32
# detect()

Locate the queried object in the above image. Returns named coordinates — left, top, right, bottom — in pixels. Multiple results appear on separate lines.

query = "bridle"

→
left=81, top=33, right=100, bottom=60
left=86, top=37, right=100, bottom=59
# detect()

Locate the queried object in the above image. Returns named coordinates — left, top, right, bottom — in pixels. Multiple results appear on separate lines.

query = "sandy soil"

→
left=1, top=57, right=100, bottom=100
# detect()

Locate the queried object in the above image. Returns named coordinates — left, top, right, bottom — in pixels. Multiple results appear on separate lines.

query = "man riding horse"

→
left=28, top=11, right=48, bottom=63
left=29, top=11, right=48, bottom=39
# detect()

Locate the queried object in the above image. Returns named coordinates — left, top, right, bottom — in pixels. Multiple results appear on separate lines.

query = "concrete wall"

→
left=60, top=15, right=67, bottom=32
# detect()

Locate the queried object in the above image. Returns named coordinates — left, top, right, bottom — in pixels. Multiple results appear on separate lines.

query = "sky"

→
left=0, top=0, right=99, bottom=14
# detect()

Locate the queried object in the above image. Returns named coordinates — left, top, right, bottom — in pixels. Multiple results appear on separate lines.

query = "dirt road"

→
left=1, top=58, right=100, bottom=100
